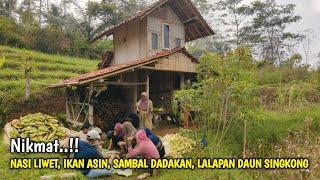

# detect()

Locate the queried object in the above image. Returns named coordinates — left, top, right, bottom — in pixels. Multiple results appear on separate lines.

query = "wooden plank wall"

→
left=147, top=4, right=185, bottom=55
left=154, top=52, right=197, bottom=72
left=113, top=20, right=147, bottom=65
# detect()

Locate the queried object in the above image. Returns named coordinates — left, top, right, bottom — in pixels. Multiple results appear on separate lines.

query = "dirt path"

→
left=153, top=125, right=180, bottom=136
left=152, top=124, right=198, bottom=136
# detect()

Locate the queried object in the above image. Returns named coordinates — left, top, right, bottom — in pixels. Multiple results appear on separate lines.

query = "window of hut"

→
left=152, top=33, right=158, bottom=50
left=163, top=24, right=170, bottom=49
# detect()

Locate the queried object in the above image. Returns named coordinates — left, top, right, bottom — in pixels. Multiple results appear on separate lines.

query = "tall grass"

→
left=218, top=105, right=320, bottom=157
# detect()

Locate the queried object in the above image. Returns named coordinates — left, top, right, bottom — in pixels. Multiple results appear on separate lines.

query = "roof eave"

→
left=48, top=47, right=198, bottom=89
left=89, top=0, right=214, bottom=43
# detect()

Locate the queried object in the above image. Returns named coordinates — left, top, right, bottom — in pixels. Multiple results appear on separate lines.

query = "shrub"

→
left=0, top=17, right=26, bottom=48
left=173, top=46, right=320, bottom=157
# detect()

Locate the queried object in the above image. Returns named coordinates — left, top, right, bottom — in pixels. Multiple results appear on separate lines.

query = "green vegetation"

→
left=169, top=46, right=320, bottom=178
left=0, top=0, right=143, bottom=59
left=227, top=105, right=320, bottom=154
left=0, top=45, right=99, bottom=125
left=174, top=46, right=320, bottom=157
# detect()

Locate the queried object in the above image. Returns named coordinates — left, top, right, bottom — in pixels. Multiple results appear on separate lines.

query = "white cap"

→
left=92, top=127, right=102, bottom=135
left=87, top=130, right=101, bottom=140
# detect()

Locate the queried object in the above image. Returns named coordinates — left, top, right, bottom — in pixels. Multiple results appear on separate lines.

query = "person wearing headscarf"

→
left=144, top=128, right=166, bottom=158
left=136, top=92, right=153, bottom=129
left=108, top=123, right=125, bottom=151
left=122, top=122, right=137, bottom=146
left=114, top=123, right=125, bottom=136
left=126, top=130, right=159, bottom=179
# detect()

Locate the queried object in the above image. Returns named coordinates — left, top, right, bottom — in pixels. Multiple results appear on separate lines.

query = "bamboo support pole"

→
left=88, top=83, right=94, bottom=125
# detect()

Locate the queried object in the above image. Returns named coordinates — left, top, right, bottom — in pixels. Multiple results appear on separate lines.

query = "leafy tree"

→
left=301, top=29, right=315, bottom=64
left=18, top=0, right=37, bottom=25
left=282, top=53, right=302, bottom=67
left=117, top=0, right=147, bottom=19
left=240, top=0, right=302, bottom=64
left=0, top=0, right=17, bottom=18
left=187, top=0, right=231, bottom=58
left=213, top=0, right=251, bottom=48
left=187, top=34, right=232, bottom=57
left=46, top=4, right=64, bottom=29
left=192, top=0, right=212, bottom=15
left=0, top=16, right=25, bottom=47
left=174, top=46, right=259, bottom=155
left=66, top=0, right=118, bottom=42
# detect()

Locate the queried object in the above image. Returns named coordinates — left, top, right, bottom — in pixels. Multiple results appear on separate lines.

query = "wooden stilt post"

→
left=65, top=88, right=71, bottom=122
left=180, top=73, right=185, bottom=88
left=146, top=72, right=150, bottom=96
left=133, top=71, right=138, bottom=113
left=88, top=83, right=94, bottom=126
left=70, top=101, right=75, bottom=121
left=75, top=93, right=80, bottom=122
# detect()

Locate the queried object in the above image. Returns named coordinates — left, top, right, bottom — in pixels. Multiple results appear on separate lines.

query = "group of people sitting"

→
left=62, top=92, right=166, bottom=179
left=70, top=116, right=165, bottom=179
left=108, top=121, right=165, bottom=158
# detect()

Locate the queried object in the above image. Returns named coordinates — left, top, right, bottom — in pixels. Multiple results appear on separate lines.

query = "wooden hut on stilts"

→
left=49, top=0, right=214, bottom=131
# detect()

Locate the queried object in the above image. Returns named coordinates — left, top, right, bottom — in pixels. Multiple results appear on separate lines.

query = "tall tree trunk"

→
left=39, top=0, right=42, bottom=26
left=8, top=0, right=12, bottom=18
left=270, top=28, right=275, bottom=63
left=46, top=0, right=49, bottom=13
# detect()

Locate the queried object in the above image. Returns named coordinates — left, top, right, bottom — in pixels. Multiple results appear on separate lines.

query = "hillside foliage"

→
left=174, top=46, right=320, bottom=156
left=0, top=46, right=99, bottom=125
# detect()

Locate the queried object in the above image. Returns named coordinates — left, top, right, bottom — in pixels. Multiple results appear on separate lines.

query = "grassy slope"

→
left=0, top=45, right=99, bottom=98
left=0, top=46, right=96, bottom=179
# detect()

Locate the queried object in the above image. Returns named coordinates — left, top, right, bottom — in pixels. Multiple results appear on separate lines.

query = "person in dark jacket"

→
left=74, top=130, right=114, bottom=178
left=108, top=123, right=126, bottom=151
left=127, top=113, right=140, bottom=129
left=144, top=128, right=166, bottom=158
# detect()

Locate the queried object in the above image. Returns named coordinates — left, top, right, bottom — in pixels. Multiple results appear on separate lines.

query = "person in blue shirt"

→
left=144, top=128, right=166, bottom=158
left=74, top=129, right=114, bottom=178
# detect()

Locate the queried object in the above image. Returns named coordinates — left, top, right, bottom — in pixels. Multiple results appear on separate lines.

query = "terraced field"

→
left=0, top=45, right=99, bottom=98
